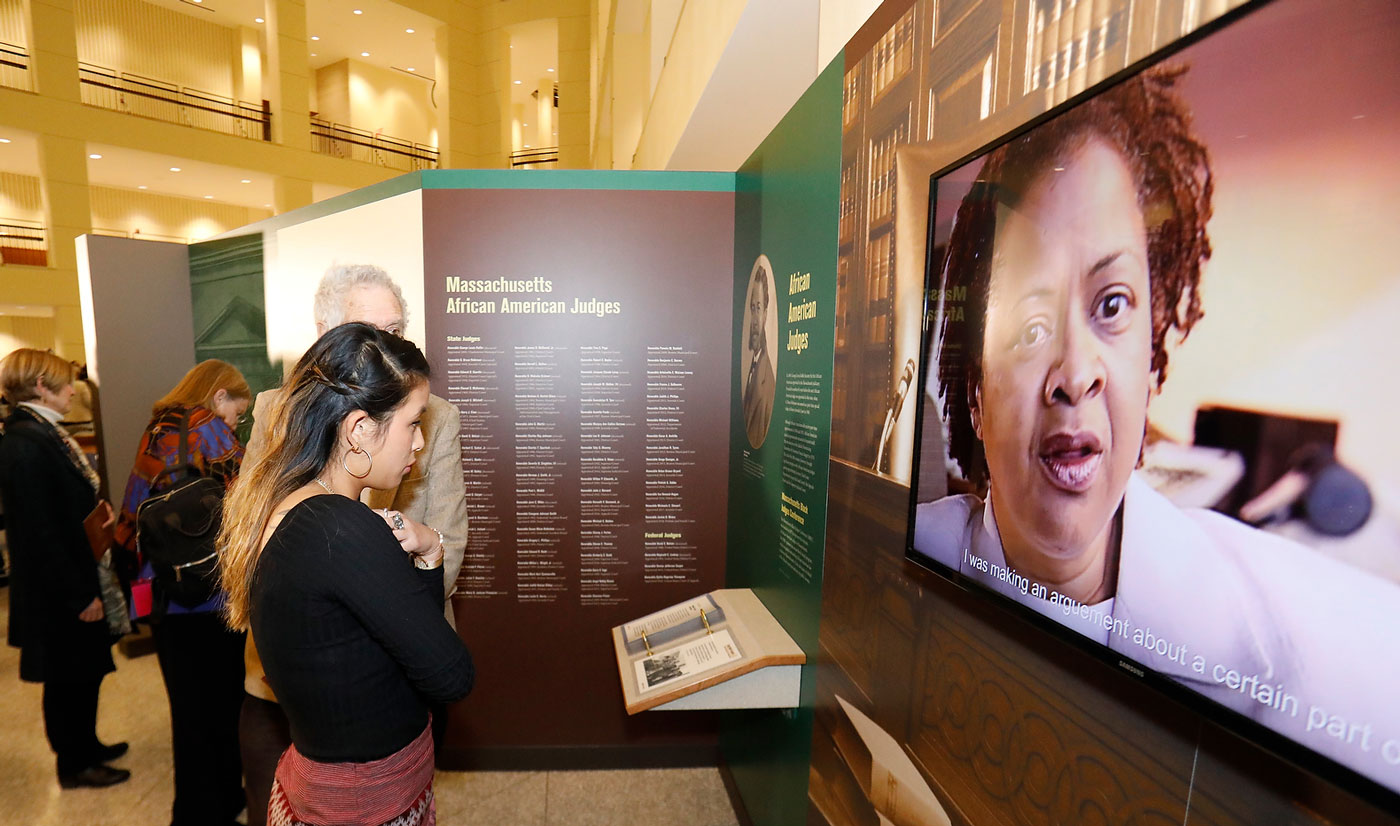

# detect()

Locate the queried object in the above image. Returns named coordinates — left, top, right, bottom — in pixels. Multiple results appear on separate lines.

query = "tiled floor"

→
left=0, top=595, right=740, bottom=826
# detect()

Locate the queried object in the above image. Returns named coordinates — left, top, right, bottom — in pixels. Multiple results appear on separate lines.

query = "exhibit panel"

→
left=77, top=234, right=196, bottom=500
left=723, top=58, right=844, bottom=826
left=419, top=172, right=738, bottom=763
left=810, top=0, right=1400, bottom=823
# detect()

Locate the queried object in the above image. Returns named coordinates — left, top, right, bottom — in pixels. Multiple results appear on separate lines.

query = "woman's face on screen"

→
left=974, top=137, right=1152, bottom=581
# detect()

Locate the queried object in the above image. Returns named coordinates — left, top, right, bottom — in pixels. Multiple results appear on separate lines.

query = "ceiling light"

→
left=522, top=122, right=528, bottom=127
left=263, top=204, right=271, bottom=208
left=311, top=36, right=320, bottom=41
left=169, top=167, right=181, bottom=172
left=88, top=153, right=102, bottom=159
left=524, top=144, right=531, bottom=148
left=353, top=8, right=362, bottom=14
left=513, top=80, right=522, bottom=85
left=405, top=28, right=414, bottom=34
left=137, top=185, right=147, bottom=190
left=547, top=68, right=554, bottom=73
left=240, top=179, right=252, bottom=184
left=310, top=53, right=317, bottom=57
left=0, top=138, right=10, bottom=143
left=204, top=195, right=213, bottom=199
left=192, top=0, right=202, bottom=4
left=255, top=17, right=264, bottom=23
left=406, top=67, right=415, bottom=72
left=361, top=51, right=370, bottom=57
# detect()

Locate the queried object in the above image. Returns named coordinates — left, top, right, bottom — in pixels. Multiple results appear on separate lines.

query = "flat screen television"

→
left=905, top=0, right=1400, bottom=809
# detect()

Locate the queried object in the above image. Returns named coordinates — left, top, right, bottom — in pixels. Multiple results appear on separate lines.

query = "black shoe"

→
left=59, top=765, right=131, bottom=789
left=96, top=741, right=128, bottom=761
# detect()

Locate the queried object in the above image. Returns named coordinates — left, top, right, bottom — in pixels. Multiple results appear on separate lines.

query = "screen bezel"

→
left=902, top=0, right=1400, bottom=813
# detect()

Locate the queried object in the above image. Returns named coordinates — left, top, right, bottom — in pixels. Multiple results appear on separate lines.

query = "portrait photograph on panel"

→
left=741, top=254, right=780, bottom=449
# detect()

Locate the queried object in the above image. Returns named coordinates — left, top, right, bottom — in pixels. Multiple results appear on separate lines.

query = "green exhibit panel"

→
left=723, top=57, right=844, bottom=826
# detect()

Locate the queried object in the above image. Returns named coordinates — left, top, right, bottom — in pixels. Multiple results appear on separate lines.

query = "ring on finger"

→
left=391, top=512, right=405, bottom=531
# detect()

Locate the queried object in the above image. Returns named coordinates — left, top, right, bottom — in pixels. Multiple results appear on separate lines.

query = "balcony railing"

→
left=0, top=41, right=30, bottom=91
left=0, top=220, right=48, bottom=267
left=78, top=62, right=271, bottom=141
left=510, top=147, right=559, bottom=169
left=310, top=118, right=438, bottom=171
left=91, top=227, right=191, bottom=244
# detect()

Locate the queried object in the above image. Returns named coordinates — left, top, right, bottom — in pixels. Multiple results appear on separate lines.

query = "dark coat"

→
left=0, top=406, right=114, bottom=683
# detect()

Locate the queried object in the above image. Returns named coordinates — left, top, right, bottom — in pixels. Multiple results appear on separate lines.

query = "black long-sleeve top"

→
left=250, top=494, right=473, bottom=762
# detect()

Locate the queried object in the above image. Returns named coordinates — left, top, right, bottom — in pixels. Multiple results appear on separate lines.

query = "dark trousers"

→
left=239, top=693, right=291, bottom=826
left=153, top=613, right=246, bottom=826
left=42, top=677, right=103, bottom=776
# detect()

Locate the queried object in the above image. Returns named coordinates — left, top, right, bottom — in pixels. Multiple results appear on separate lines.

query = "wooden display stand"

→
left=612, top=588, right=806, bottom=715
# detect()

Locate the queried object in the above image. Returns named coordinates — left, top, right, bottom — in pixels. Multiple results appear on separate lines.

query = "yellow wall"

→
left=0, top=313, right=57, bottom=355
left=75, top=0, right=239, bottom=98
left=0, top=172, right=42, bottom=223
left=88, top=186, right=272, bottom=243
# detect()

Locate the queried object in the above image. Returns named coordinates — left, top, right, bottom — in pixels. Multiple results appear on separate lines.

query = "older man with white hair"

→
left=238, top=263, right=468, bottom=826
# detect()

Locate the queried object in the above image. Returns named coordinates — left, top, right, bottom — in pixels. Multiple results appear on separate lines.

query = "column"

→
left=265, top=0, right=310, bottom=150
left=37, top=133, right=90, bottom=359
left=555, top=1, right=591, bottom=169
left=273, top=175, right=312, bottom=215
left=26, top=0, right=81, bottom=102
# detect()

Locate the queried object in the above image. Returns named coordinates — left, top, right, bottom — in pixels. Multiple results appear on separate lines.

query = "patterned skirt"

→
left=268, top=778, right=434, bottom=826
left=266, top=721, right=436, bottom=826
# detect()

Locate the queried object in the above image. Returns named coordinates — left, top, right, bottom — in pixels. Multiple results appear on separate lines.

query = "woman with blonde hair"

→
left=114, top=358, right=251, bottom=826
left=0, top=348, right=128, bottom=789
left=221, top=323, right=472, bottom=826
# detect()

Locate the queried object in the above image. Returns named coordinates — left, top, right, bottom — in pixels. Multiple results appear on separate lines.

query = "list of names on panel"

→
left=448, top=341, right=506, bottom=599
left=514, top=345, right=569, bottom=602
left=642, top=346, right=700, bottom=585
left=447, top=338, right=705, bottom=605
left=578, top=345, right=633, bottom=606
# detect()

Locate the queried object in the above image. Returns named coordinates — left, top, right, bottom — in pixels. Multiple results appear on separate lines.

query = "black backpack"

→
left=137, top=411, right=224, bottom=609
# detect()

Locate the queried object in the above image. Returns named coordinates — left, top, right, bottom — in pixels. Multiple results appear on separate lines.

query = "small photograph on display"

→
left=907, top=0, right=1400, bottom=799
left=740, top=255, right=779, bottom=449
left=634, top=630, right=743, bottom=693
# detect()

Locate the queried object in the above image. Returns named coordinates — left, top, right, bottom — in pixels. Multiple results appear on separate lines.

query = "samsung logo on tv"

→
left=1118, top=661, right=1145, bottom=678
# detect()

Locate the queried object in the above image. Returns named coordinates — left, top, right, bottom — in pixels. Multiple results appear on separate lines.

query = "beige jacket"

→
left=241, top=387, right=468, bottom=701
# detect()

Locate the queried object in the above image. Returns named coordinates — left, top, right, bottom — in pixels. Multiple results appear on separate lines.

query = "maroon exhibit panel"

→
left=421, top=185, right=735, bottom=763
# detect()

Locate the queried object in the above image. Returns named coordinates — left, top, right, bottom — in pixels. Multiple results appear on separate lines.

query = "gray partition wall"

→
left=76, top=234, right=196, bottom=502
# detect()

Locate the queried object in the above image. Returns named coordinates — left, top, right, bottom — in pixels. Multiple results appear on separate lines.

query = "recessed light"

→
left=406, top=67, right=415, bottom=72
left=0, top=138, right=10, bottom=143
left=405, top=28, right=414, bottom=34
left=524, top=144, right=531, bottom=148
left=240, top=179, right=252, bottom=184
left=310, top=53, right=317, bottom=57
left=353, top=8, right=362, bottom=14
left=169, top=167, right=181, bottom=172
left=523, top=122, right=528, bottom=127
left=255, top=17, right=264, bottom=23
left=204, top=195, right=213, bottom=199
left=88, top=153, right=102, bottom=159
left=361, top=51, right=370, bottom=57
left=137, top=185, right=147, bottom=190
left=311, top=36, right=320, bottom=41
left=513, top=80, right=522, bottom=85
left=547, top=68, right=554, bottom=73
left=263, top=204, right=271, bottom=208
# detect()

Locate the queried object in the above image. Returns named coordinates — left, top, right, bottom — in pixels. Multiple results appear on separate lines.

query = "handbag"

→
left=136, top=411, right=224, bottom=610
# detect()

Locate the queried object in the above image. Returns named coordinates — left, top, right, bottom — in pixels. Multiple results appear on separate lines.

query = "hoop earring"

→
left=343, top=444, right=373, bottom=479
